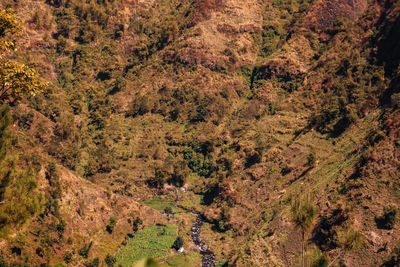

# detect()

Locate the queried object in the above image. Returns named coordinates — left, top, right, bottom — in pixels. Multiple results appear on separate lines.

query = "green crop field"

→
left=116, top=224, right=177, bottom=266
left=139, top=197, right=175, bottom=211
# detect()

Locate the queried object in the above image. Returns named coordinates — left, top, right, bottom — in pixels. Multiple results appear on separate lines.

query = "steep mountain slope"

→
left=0, top=0, right=399, bottom=266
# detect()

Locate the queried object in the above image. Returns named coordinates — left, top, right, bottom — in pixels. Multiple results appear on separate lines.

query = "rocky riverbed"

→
left=175, top=202, right=216, bottom=267
left=190, top=212, right=216, bottom=267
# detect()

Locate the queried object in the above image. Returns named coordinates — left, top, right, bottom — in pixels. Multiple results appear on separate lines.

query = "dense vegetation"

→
left=0, top=0, right=399, bottom=266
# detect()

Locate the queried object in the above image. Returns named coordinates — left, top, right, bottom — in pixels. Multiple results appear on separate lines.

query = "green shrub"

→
left=56, top=219, right=66, bottom=236
left=336, top=227, right=365, bottom=250
left=35, top=247, right=44, bottom=257
left=0, top=256, right=7, bottom=267
left=391, top=93, right=400, bottom=108
left=18, top=111, right=34, bottom=130
left=291, top=195, right=317, bottom=232
left=308, top=247, right=328, bottom=267
left=147, top=167, right=167, bottom=189
left=84, top=258, right=99, bottom=267
left=63, top=251, right=72, bottom=264
left=0, top=165, right=42, bottom=230
left=260, top=28, right=280, bottom=57
left=244, top=151, right=261, bottom=168
left=126, top=95, right=151, bottom=118
left=376, top=206, right=397, bottom=230
left=307, top=151, right=316, bottom=168
left=105, top=254, right=116, bottom=267
left=164, top=207, right=172, bottom=214
left=0, top=106, right=11, bottom=164
left=46, top=162, right=61, bottom=199
left=132, top=217, right=142, bottom=232
left=171, top=236, right=183, bottom=250
left=280, top=79, right=300, bottom=93
left=216, top=207, right=231, bottom=232
left=261, top=211, right=268, bottom=222
left=44, top=199, right=60, bottom=217
left=78, top=242, right=92, bottom=258
left=106, top=217, right=117, bottom=233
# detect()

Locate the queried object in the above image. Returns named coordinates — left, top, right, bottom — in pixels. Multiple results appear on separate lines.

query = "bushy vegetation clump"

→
left=106, top=217, right=117, bottom=233
left=376, top=206, right=397, bottom=230
left=0, top=0, right=399, bottom=265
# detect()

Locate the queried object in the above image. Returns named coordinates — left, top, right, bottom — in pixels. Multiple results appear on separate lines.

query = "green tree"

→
left=291, top=194, right=318, bottom=267
left=0, top=9, right=20, bottom=38
left=147, top=166, right=167, bottom=189
left=0, top=9, right=47, bottom=103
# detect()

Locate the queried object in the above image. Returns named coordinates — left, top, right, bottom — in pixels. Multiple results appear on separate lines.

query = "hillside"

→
left=0, top=0, right=399, bottom=266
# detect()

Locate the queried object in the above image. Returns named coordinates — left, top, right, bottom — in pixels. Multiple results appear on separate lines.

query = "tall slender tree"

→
left=291, top=193, right=318, bottom=267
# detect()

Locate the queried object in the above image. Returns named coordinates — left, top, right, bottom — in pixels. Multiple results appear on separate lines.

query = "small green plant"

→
left=327, top=226, right=365, bottom=266
left=337, top=227, right=365, bottom=250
